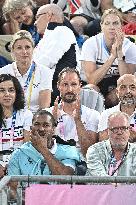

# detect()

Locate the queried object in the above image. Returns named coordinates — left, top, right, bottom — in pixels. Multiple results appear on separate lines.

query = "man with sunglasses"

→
left=86, top=112, right=136, bottom=176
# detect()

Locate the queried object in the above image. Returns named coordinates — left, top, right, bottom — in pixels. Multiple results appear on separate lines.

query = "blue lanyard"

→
left=24, top=61, right=36, bottom=90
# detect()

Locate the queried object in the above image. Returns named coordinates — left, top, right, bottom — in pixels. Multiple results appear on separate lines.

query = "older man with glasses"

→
left=86, top=112, right=136, bottom=176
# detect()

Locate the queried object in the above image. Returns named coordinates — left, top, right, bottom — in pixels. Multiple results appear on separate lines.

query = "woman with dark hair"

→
left=0, top=74, right=33, bottom=177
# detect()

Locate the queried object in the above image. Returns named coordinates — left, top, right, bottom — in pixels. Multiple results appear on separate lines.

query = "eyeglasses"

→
left=36, top=12, right=48, bottom=20
left=109, top=126, right=130, bottom=134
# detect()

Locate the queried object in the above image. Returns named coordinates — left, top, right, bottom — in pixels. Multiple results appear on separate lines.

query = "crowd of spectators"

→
left=0, top=0, right=135, bottom=202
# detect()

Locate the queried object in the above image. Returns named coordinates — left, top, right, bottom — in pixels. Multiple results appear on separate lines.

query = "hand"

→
left=110, top=41, right=118, bottom=59
left=30, top=129, right=54, bottom=152
left=72, top=96, right=81, bottom=121
left=115, top=29, right=124, bottom=57
left=52, top=96, right=61, bottom=122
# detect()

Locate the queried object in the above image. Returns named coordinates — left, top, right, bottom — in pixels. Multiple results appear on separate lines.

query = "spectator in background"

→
left=2, top=0, right=40, bottom=45
left=0, top=74, right=33, bottom=178
left=33, top=4, right=80, bottom=104
left=86, top=112, right=136, bottom=176
left=0, top=30, right=52, bottom=113
left=98, top=74, right=136, bottom=142
left=46, top=67, right=100, bottom=157
left=81, top=8, right=136, bottom=109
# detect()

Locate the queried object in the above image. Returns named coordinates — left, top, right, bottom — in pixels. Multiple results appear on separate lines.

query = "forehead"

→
left=60, top=72, right=80, bottom=82
left=103, top=14, right=121, bottom=23
left=118, top=77, right=136, bottom=86
left=12, top=8, right=25, bottom=17
left=37, top=7, right=47, bottom=15
left=0, top=80, right=14, bottom=87
left=33, top=114, right=52, bottom=123
left=13, top=39, right=33, bottom=46
left=109, top=115, right=129, bottom=127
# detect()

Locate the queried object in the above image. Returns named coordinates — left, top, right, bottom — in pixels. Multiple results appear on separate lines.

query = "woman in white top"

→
left=81, top=8, right=136, bottom=108
left=0, top=74, right=33, bottom=176
left=0, top=30, right=53, bottom=113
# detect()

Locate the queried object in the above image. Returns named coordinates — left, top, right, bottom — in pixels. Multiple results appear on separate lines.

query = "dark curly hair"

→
left=0, top=74, right=25, bottom=127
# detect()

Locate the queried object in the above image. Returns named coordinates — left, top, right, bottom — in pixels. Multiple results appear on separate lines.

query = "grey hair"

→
left=2, top=0, right=36, bottom=20
left=38, top=4, right=64, bottom=22
left=108, top=111, right=130, bottom=127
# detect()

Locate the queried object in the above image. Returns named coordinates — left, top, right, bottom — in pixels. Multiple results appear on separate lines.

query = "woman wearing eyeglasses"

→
left=0, top=74, right=33, bottom=177
left=0, top=30, right=52, bottom=113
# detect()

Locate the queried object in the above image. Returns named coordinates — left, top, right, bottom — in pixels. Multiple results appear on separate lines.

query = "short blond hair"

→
left=101, top=8, right=123, bottom=25
left=2, top=0, right=36, bottom=20
left=11, top=30, right=34, bottom=49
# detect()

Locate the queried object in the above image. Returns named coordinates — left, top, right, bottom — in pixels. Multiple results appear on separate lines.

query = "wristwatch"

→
left=118, top=56, right=125, bottom=61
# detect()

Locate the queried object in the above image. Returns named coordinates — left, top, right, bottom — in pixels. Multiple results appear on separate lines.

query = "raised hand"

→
left=72, top=95, right=81, bottom=121
left=52, top=96, right=60, bottom=122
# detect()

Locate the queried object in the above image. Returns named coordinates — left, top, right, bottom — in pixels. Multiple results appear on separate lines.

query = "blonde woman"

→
left=0, top=30, right=52, bottom=113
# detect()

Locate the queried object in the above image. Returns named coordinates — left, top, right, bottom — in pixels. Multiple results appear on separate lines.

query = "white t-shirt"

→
left=0, top=62, right=53, bottom=113
left=81, top=33, right=136, bottom=79
left=98, top=103, right=136, bottom=132
left=81, top=33, right=136, bottom=94
left=0, top=109, right=33, bottom=166
left=46, top=105, right=100, bottom=143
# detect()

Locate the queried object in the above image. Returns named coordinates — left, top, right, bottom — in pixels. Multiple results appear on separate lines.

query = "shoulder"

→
left=16, top=109, right=33, bottom=119
left=81, top=105, right=100, bottom=117
left=100, top=104, right=120, bottom=118
left=87, top=140, right=110, bottom=154
left=0, top=63, right=14, bottom=74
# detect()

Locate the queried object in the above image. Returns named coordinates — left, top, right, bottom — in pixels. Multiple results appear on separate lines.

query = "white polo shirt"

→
left=46, top=105, right=100, bottom=143
left=98, top=103, right=136, bottom=132
left=0, top=62, right=53, bottom=113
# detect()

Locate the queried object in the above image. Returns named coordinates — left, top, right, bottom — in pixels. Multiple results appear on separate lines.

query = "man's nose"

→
left=67, top=84, right=73, bottom=91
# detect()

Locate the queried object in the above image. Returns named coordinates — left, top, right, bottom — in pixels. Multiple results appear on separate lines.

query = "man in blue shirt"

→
left=8, top=109, right=80, bottom=176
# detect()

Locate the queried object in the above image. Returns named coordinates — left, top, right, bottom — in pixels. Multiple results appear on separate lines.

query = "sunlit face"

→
left=35, top=8, right=49, bottom=34
left=12, top=39, right=33, bottom=67
left=58, top=72, right=81, bottom=103
left=109, top=115, right=130, bottom=150
left=11, top=6, right=33, bottom=25
left=101, top=14, right=122, bottom=41
left=32, top=114, right=54, bottom=148
left=116, top=76, right=136, bottom=106
left=0, top=80, right=16, bottom=108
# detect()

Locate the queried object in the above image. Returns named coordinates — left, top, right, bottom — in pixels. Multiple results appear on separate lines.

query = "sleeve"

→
left=86, top=145, right=108, bottom=176
left=80, top=37, right=97, bottom=62
left=8, top=151, right=21, bottom=175
left=98, top=111, right=109, bottom=132
left=23, top=110, right=33, bottom=131
left=84, top=109, right=100, bottom=133
left=33, top=26, right=77, bottom=69
left=61, top=158, right=76, bottom=170
left=39, top=66, right=53, bottom=91
left=125, top=42, right=136, bottom=64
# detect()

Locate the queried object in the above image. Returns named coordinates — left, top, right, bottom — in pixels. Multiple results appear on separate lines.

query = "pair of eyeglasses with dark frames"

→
left=109, top=126, right=130, bottom=134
